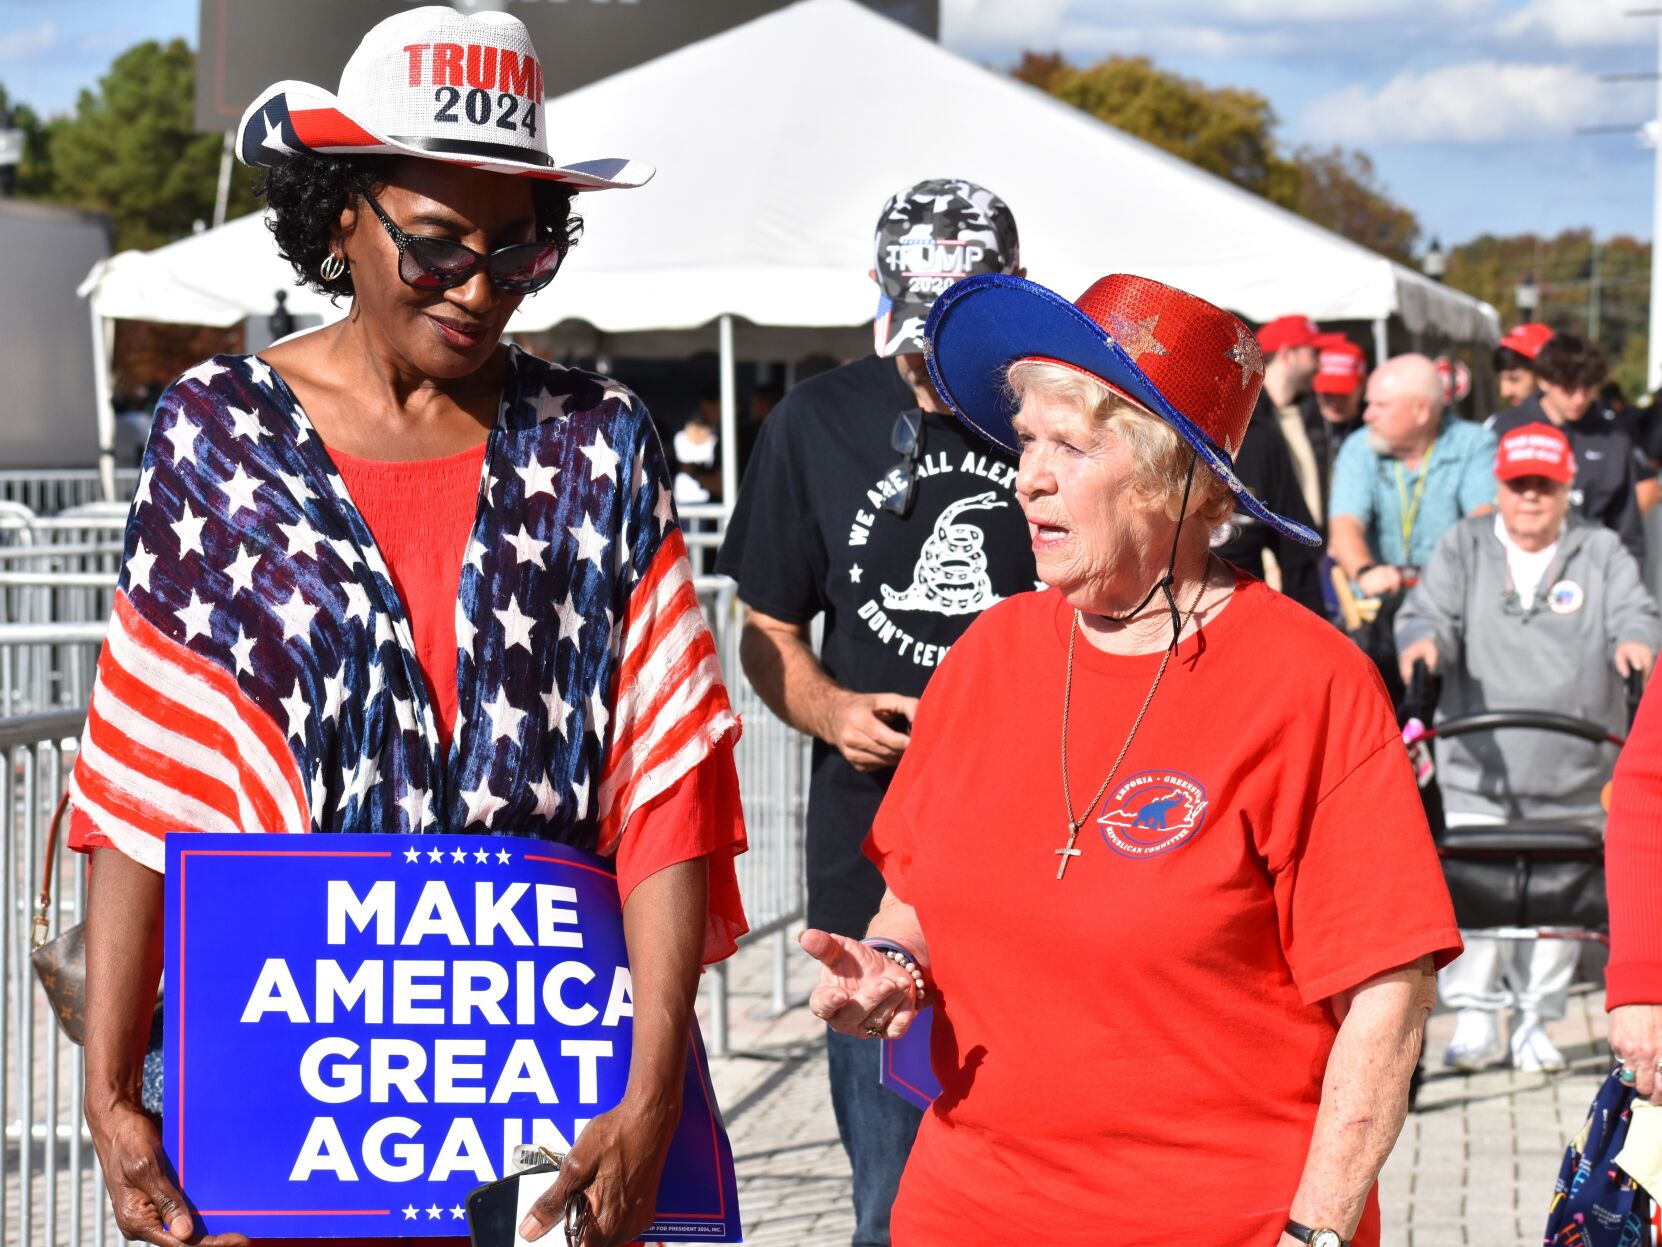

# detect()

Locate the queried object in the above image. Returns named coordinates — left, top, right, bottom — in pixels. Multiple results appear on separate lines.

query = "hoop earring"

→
left=319, top=253, right=346, bottom=282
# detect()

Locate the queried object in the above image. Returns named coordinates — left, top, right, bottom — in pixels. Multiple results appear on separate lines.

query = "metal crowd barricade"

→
left=694, top=575, right=811, bottom=1056
left=0, top=708, right=119, bottom=1246
left=0, top=510, right=121, bottom=719
left=0, top=471, right=137, bottom=518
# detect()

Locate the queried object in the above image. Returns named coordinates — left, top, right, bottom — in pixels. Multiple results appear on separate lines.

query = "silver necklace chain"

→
left=1056, top=565, right=1210, bottom=880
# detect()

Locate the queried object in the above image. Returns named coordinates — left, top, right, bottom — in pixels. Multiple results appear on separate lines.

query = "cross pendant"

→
left=1055, top=821, right=1082, bottom=880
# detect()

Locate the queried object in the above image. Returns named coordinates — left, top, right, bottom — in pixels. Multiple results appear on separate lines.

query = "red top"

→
left=332, top=443, right=485, bottom=745
left=1605, top=678, right=1662, bottom=1006
left=866, top=577, right=1461, bottom=1247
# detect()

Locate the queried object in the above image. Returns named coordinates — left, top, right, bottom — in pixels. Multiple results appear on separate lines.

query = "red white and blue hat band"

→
left=923, top=273, right=1322, bottom=548
left=235, top=6, right=651, bottom=192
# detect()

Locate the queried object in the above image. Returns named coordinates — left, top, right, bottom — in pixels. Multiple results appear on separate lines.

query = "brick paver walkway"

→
left=697, top=929, right=1615, bottom=1247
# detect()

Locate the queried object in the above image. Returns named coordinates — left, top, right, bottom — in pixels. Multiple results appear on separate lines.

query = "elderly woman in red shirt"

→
left=802, top=273, right=1462, bottom=1247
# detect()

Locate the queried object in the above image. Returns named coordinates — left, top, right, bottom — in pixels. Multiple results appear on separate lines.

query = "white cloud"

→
left=1496, top=0, right=1637, bottom=49
left=1300, top=59, right=1636, bottom=144
left=0, top=19, right=56, bottom=63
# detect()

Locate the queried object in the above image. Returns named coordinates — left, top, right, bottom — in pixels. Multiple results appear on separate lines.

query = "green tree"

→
left=1013, top=51, right=1421, bottom=264
left=0, top=82, right=54, bottom=198
left=43, top=39, right=261, bottom=251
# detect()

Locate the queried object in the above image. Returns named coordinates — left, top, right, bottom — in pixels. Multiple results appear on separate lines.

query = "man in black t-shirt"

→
left=1486, top=331, right=1652, bottom=563
left=717, top=179, right=1034, bottom=1247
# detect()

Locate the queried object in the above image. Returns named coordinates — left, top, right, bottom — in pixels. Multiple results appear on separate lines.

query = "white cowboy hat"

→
left=235, top=5, right=653, bottom=191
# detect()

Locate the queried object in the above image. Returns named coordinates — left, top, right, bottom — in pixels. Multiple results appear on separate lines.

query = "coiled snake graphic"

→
left=880, top=492, right=1007, bottom=616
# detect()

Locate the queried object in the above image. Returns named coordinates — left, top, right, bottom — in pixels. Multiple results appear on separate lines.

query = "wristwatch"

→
left=1284, top=1220, right=1347, bottom=1247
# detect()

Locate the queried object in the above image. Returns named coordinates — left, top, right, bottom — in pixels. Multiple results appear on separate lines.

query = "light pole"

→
left=1651, top=10, right=1662, bottom=387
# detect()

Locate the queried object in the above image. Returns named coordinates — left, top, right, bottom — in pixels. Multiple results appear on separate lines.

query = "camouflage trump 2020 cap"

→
left=873, top=179, right=1019, bottom=358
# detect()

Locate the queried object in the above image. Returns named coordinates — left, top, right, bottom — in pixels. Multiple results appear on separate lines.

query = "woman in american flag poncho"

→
left=72, top=9, right=746, bottom=1246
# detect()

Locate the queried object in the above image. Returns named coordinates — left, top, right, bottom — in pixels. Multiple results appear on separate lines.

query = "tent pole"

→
left=719, top=314, right=738, bottom=515
left=91, top=302, right=117, bottom=503
left=1371, top=318, right=1389, bottom=369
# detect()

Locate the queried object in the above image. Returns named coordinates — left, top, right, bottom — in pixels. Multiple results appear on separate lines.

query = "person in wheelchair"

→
left=1395, top=422, right=1659, bottom=1071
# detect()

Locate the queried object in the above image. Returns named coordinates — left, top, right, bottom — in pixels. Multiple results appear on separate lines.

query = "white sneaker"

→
left=1443, top=1009, right=1504, bottom=1070
left=1511, top=1019, right=1567, bottom=1072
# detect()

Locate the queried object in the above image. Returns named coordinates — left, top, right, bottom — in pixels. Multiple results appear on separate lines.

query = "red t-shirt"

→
left=1605, top=674, right=1662, bottom=1006
left=865, top=576, right=1461, bottom=1247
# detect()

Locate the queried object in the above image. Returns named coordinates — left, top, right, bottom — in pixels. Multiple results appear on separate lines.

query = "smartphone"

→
left=466, top=1164, right=564, bottom=1247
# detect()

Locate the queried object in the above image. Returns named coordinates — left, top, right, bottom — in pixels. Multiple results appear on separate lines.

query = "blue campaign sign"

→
left=163, top=833, right=740, bottom=1241
left=879, top=1008, right=940, bottom=1113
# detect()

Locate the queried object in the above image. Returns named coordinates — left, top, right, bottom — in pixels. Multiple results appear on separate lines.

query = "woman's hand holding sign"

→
left=87, top=1098, right=248, bottom=1247
left=519, top=1093, right=682, bottom=1245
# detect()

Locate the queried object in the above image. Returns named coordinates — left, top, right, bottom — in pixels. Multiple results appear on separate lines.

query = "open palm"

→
left=801, top=928, right=919, bottom=1038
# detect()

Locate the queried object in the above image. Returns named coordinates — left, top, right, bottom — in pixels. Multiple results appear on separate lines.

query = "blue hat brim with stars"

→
left=923, top=273, right=1322, bottom=548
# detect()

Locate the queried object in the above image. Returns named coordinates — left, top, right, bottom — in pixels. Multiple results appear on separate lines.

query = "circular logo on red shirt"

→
left=1097, top=770, right=1210, bottom=859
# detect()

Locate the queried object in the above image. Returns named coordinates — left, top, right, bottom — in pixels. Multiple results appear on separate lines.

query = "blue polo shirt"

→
left=1329, top=417, right=1498, bottom=567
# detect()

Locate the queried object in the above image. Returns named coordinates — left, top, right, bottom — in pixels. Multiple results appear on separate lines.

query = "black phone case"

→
left=467, top=1164, right=557, bottom=1247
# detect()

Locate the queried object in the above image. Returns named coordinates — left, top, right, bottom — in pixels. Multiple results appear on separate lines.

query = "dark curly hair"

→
left=260, top=154, right=582, bottom=303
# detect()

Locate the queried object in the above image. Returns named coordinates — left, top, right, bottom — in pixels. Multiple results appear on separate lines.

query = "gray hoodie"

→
left=1394, top=514, right=1660, bottom=822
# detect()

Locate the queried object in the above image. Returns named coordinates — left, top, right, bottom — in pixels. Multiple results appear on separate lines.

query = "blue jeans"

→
left=825, top=1027, right=923, bottom=1247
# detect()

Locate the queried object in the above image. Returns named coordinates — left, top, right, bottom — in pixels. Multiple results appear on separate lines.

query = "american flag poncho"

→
left=70, top=347, right=738, bottom=864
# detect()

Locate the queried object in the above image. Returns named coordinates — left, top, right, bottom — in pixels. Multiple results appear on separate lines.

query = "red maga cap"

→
left=1498, top=323, right=1554, bottom=361
left=1256, top=314, right=1321, bottom=355
left=1313, top=340, right=1367, bottom=396
left=1496, top=423, right=1574, bottom=483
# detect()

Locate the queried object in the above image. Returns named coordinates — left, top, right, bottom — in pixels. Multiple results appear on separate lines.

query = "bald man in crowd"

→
left=1329, top=354, right=1499, bottom=600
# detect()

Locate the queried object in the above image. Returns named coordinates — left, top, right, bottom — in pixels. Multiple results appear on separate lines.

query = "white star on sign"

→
left=227, top=406, right=265, bottom=442
left=543, top=683, right=575, bottom=739
left=426, top=1203, right=442, bottom=1221
left=274, top=588, right=318, bottom=643
left=456, top=599, right=477, bottom=655
left=580, top=430, right=620, bottom=482
left=133, top=465, right=154, bottom=509
left=515, top=456, right=559, bottom=499
left=495, top=597, right=537, bottom=653
left=179, top=360, right=226, bottom=388
left=172, top=502, right=207, bottom=558
left=483, top=688, right=527, bottom=744
left=281, top=680, right=308, bottom=740
left=428, top=847, right=444, bottom=863
left=279, top=517, right=324, bottom=559
left=504, top=524, right=550, bottom=568
left=555, top=592, right=584, bottom=647
left=461, top=778, right=507, bottom=828
left=162, top=413, right=201, bottom=465
left=496, top=848, right=512, bottom=864
left=224, top=544, right=260, bottom=597
left=342, top=581, right=371, bottom=626
left=402, top=1204, right=418, bottom=1221
left=219, top=465, right=262, bottom=517
left=850, top=564, right=863, bottom=585
left=451, top=1205, right=466, bottom=1220
left=404, top=845, right=421, bottom=864
left=451, top=847, right=467, bottom=863
left=568, top=514, right=609, bottom=568
left=530, top=775, right=561, bottom=818
left=474, top=848, right=489, bottom=863
left=230, top=627, right=256, bottom=678
left=175, top=591, right=215, bottom=643
left=126, top=541, right=157, bottom=594
left=245, top=355, right=273, bottom=388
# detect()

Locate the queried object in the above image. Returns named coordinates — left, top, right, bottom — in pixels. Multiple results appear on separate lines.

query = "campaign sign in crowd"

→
left=163, top=833, right=740, bottom=1241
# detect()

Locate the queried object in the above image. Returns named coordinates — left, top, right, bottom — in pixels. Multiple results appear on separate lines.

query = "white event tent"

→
left=81, top=0, right=1498, bottom=498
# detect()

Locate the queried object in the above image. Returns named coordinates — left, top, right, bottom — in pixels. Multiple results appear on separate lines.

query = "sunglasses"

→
left=362, top=192, right=567, bottom=295
left=882, top=409, right=924, bottom=518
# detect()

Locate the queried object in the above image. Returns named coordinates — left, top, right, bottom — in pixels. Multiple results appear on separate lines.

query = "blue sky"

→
left=1, top=0, right=1656, bottom=247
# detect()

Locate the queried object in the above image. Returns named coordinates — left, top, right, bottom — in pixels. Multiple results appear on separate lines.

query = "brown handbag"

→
left=31, top=793, right=89, bottom=1045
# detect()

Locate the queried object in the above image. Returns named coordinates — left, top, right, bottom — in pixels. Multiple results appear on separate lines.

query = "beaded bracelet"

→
left=861, top=939, right=928, bottom=1009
